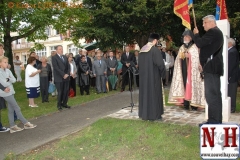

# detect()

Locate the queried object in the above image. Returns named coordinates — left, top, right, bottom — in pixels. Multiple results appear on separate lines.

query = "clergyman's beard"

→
left=184, top=40, right=190, bottom=44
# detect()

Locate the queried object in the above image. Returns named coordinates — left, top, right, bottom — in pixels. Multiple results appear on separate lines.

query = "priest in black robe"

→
left=138, top=33, right=166, bottom=121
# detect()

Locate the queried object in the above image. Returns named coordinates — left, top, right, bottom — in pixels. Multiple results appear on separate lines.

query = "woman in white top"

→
left=13, top=56, right=22, bottom=82
left=68, top=53, right=77, bottom=97
left=25, top=57, right=41, bottom=107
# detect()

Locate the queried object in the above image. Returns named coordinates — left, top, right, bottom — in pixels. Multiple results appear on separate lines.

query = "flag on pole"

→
left=188, top=0, right=193, bottom=9
left=174, top=0, right=191, bottom=30
left=215, top=0, right=228, bottom=20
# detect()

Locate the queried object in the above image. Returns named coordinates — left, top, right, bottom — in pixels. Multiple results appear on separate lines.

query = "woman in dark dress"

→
left=78, top=55, right=91, bottom=95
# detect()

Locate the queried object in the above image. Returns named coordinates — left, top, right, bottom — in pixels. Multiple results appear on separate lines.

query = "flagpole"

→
left=191, top=4, right=197, bottom=28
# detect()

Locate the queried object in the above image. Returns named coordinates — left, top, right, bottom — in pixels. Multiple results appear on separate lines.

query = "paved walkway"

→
left=0, top=88, right=239, bottom=159
left=0, top=91, right=137, bottom=160
left=108, top=89, right=240, bottom=125
left=108, top=105, right=240, bottom=126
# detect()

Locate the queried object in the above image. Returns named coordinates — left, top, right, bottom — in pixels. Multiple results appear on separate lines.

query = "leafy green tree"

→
left=71, top=0, right=240, bottom=50
left=0, top=0, right=58, bottom=71
left=0, top=0, right=86, bottom=72
left=70, top=0, right=184, bottom=50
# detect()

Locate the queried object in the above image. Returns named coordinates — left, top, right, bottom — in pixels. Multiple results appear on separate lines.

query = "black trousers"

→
left=40, top=77, right=49, bottom=102
left=228, top=82, right=238, bottom=112
left=69, top=77, right=76, bottom=96
left=0, top=97, right=6, bottom=110
left=90, top=77, right=96, bottom=87
left=121, top=70, right=133, bottom=90
left=80, top=85, right=90, bottom=95
left=55, top=81, right=69, bottom=108
left=135, top=75, right=139, bottom=87
left=169, top=67, right=174, bottom=81
left=204, top=73, right=222, bottom=123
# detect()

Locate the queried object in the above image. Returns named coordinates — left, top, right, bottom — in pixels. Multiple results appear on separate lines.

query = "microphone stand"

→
left=121, top=66, right=137, bottom=113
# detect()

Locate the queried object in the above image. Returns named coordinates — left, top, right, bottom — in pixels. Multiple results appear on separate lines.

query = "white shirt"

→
left=165, top=53, right=171, bottom=71
left=25, top=64, right=40, bottom=87
left=13, top=59, right=21, bottom=70
left=70, top=63, right=74, bottom=74
left=169, top=56, right=175, bottom=68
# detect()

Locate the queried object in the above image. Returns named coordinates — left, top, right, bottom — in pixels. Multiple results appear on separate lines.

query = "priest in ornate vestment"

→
left=168, top=29, right=205, bottom=110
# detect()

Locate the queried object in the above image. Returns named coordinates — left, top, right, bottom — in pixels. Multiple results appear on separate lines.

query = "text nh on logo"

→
left=200, top=124, right=240, bottom=159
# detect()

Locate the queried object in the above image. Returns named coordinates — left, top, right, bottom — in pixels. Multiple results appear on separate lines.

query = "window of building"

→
left=36, top=47, right=47, bottom=58
left=16, top=39, right=21, bottom=44
left=45, top=27, right=50, bottom=36
left=50, top=46, right=58, bottom=51
left=22, top=55, right=27, bottom=64
left=68, top=44, right=79, bottom=56
left=56, top=30, right=60, bottom=35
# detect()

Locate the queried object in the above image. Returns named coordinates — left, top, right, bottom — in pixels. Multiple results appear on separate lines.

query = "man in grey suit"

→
left=106, top=51, right=118, bottom=90
left=92, top=51, right=107, bottom=93
left=52, top=45, right=71, bottom=111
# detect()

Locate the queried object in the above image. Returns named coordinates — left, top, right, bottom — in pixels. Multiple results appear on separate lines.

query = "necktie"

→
left=61, top=56, right=64, bottom=62
left=99, top=60, right=101, bottom=65
left=126, top=53, right=129, bottom=58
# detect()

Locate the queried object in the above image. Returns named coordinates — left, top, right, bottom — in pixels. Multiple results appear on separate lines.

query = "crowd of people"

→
left=0, top=15, right=239, bottom=133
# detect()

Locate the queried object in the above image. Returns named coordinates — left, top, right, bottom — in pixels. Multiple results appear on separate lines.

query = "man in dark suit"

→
left=52, top=45, right=71, bottom=111
left=121, top=46, right=136, bottom=92
left=75, top=48, right=82, bottom=67
left=157, top=44, right=166, bottom=61
left=134, top=50, right=139, bottom=87
left=193, top=15, right=224, bottom=124
left=106, top=51, right=118, bottom=90
left=227, top=38, right=239, bottom=113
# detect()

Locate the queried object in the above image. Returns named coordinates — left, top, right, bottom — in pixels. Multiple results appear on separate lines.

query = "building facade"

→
left=11, top=26, right=85, bottom=64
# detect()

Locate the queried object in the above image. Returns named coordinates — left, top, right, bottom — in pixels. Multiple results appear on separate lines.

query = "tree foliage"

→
left=71, top=0, right=183, bottom=49
left=70, top=0, right=240, bottom=50
left=0, top=0, right=86, bottom=72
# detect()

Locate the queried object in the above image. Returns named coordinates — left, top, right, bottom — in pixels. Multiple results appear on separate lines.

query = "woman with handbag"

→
left=78, top=55, right=91, bottom=95
left=37, top=56, right=52, bottom=103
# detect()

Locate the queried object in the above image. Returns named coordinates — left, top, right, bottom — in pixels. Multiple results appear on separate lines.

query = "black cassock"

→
left=138, top=45, right=165, bottom=120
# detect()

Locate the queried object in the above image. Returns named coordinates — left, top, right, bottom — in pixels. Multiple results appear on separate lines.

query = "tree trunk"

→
left=4, top=35, right=15, bottom=74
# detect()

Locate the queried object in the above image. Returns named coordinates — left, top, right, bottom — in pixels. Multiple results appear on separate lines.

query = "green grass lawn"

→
left=13, top=118, right=200, bottom=160
left=2, top=71, right=240, bottom=160
left=237, top=88, right=240, bottom=111
left=0, top=72, right=118, bottom=126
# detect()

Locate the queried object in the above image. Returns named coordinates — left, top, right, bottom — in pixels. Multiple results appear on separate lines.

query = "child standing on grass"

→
left=0, top=56, right=37, bottom=133
left=0, top=43, right=9, bottom=132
